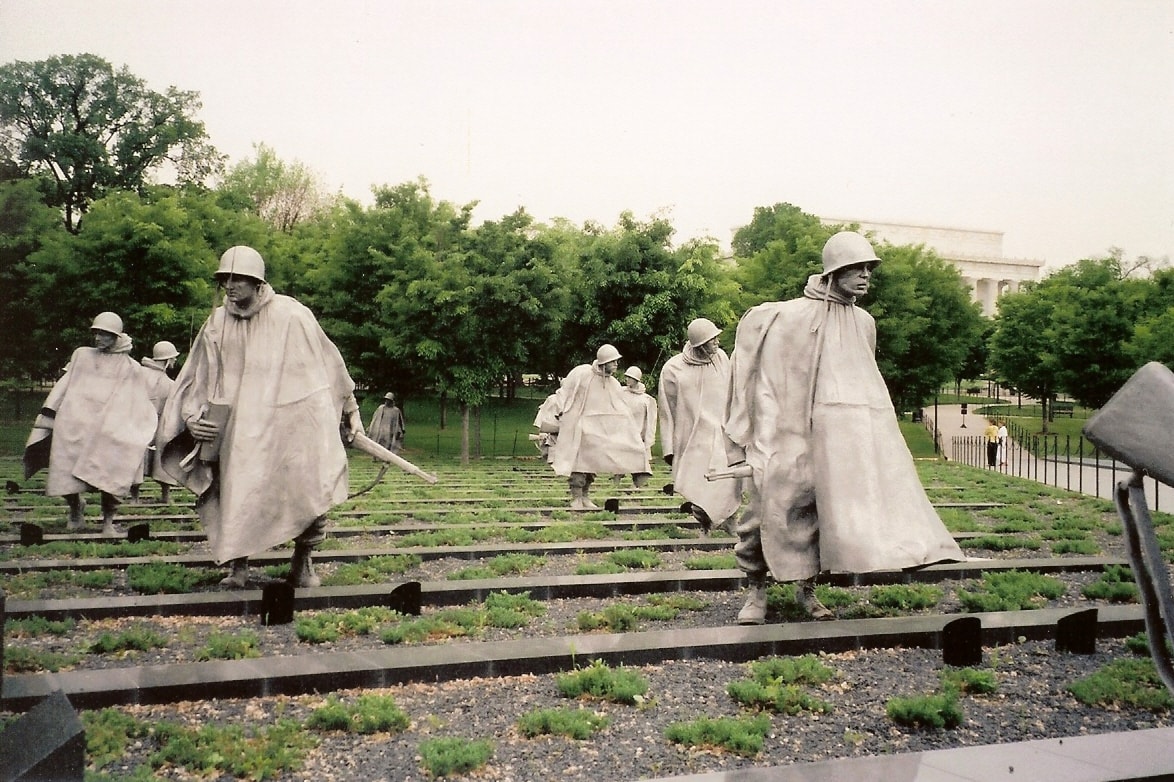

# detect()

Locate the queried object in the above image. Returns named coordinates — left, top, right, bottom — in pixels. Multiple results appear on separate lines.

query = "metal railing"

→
left=949, top=429, right=1164, bottom=513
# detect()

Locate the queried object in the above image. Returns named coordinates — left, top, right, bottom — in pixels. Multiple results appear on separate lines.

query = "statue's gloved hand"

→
left=664, top=453, right=673, bottom=466
left=188, top=417, right=220, bottom=442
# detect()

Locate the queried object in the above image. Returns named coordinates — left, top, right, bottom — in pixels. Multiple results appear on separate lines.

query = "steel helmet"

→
left=624, top=366, right=643, bottom=381
left=821, top=231, right=881, bottom=276
left=91, top=311, right=123, bottom=334
left=595, top=344, right=622, bottom=364
left=215, top=245, right=266, bottom=282
left=686, top=318, right=722, bottom=348
left=152, top=341, right=179, bottom=361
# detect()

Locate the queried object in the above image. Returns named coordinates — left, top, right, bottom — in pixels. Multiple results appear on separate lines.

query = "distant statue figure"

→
left=659, top=318, right=742, bottom=534
left=23, top=312, right=158, bottom=536
left=724, top=231, right=964, bottom=625
left=550, top=344, right=648, bottom=510
left=531, top=392, right=560, bottom=464
left=619, top=366, right=656, bottom=487
left=131, top=340, right=181, bottom=504
left=368, top=392, right=406, bottom=454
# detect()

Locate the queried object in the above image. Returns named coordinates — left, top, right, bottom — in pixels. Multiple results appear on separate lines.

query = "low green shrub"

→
left=322, top=554, right=422, bottom=586
left=516, top=707, right=609, bottom=739
left=869, top=584, right=943, bottom=611
left=4, top=646, right=80, bottom=673
left=149, top=719, right=316, bottom=779
left=196, top=631, right=262, bottom=661
left=5, top=615, right=77, bottom=636
left=1067, top=657, right=1174, bottom=711
left=665, top=713, right=771, bottom=757
left=574, top=561, right=625, bottom=576
left=683, top=553, right=737, bottom=570
left=89, top=626, right=168, bottom=654
left=957, top=535, right=1041, bottom=551
left=126, top=562, right=221, bottom=594
left=556, top=659, right=648, bottom=704
left=417, top=736, right=494, bottom=778
left=1051, top=539, right=1100, bottom=555
left=1081, top=564, right=1138, bottom=602
left=608, top=548, right=661, bottom=569
left=306, top=694, right=410, bottom=734
left=82, top=708, right=153, bottom=771
left=940, top=667, right=998, bottom=695
left=958, top=570, right=1066, bottom=612
left=886, top=691, right=964, bottom=729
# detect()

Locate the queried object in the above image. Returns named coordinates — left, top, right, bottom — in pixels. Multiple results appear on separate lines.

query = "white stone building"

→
left=823, top=218, right=1044, bottom=316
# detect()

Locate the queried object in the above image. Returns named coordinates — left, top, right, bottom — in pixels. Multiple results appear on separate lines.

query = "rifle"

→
left=344, top=428, right=438, bottom=485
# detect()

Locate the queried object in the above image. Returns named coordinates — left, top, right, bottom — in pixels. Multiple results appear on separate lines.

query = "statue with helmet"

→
left=547, top=343, right=649, bottom=510
left=659, top=317, right=742, bottom=535
left=130, top=340, right=183, bottom=504
left=155, top=245, right=365, bottom=589
left=721, top=231, right=964, bottom=625
left=617, top=365, right=657, bottom=487
left=23, top=311, right=158, bottom=535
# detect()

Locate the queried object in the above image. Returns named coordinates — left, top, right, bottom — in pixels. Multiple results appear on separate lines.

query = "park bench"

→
left=1053, top=400, right=1075, bottom=418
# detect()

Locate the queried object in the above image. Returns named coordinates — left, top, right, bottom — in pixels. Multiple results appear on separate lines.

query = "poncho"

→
left=659, top=343, right=742, bottom=523
left=25, top=338, right=158, bottom=497
left=141, top=357, right=177, bottom=484
left=157, top=287, right=355, bottom=564
left=621, top=381, right=657, bottom=466
left=550, top=361, right=647, bottom=477
left=367, top=403, right=405, bottom=452
left=725, top=275, right=963, bottom=580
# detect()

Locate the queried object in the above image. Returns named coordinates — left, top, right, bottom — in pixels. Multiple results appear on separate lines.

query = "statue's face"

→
left=625, top=375, right=639, bottom=388
left=218, top=274, right=262, bottom=309
left=698, top=336, right=721, bottom=357
left=600, top=360, right=619, bottom=375
left=92, top=329, right=117, bottom=351
left=831, top=262, right=876, bottom=299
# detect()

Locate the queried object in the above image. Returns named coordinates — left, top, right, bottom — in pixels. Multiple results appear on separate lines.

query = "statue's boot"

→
left=737, top=579, right=768, bottom=625
left=220, top=558, right=249, bottom=588
left=802, top=579, right=832, bottom=620
left=288, top=543, right=321, bottom=588
left=100, top=493, right=121, bottom=537
left=66, top=496, right=86, bottom=531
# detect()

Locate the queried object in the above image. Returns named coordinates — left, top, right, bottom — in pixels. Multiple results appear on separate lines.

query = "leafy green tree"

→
left=867, top=244, right=985, bottom=411
left=218, top=143, right=335, bottom=233
left=299, top=178, right=470, bottom=404
left=989, top=282, right=1061, bottom=431
left=0, top=53, right=221, bottom=232
left=0, top=177, right=66, bottom=381
left=1127, top=267, right=1174, bottom=368
left=23, top=186, right=264, bottom=379
left=730, top=203, right=831, bottom=311
left=556, top=212, right=732, bottom=385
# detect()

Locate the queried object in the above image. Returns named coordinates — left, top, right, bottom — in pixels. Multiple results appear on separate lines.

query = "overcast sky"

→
left=3, top=0, right=1172, bottom=268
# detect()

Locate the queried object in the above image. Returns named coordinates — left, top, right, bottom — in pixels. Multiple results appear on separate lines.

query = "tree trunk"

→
left=474, top=406, right=482, bottom=459
left=439, top=391, right=447, bottom=430
left=459, top=403, right=470, bottom=465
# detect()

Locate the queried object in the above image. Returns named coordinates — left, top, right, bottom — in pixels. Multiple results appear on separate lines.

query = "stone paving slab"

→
left=638, top=726, right=1174, bottom=782
left=0, top=605, right=1144, bottom=711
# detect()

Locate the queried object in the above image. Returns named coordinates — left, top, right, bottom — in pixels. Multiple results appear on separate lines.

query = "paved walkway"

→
left=925, top=404, right=1166, bottom=513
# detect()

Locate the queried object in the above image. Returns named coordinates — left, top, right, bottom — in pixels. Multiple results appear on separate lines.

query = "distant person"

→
left=131, top=340, right=181, bottom=504
left=984, top=420, right=999, bottom=468
left=549, top=344, right=647, bottom=510
left=368, top=392, right=405, bottom=454
left=157, top=246, right=363, bottom=589
left=724, top=232, right=964, bottom=625
left=997, top=421, right=1009, bottom=467
left=24, top=312, right=157, bottom=536
left=658, top=318, right=742, bottom=534
left=619, top=366, right=656, bottom=487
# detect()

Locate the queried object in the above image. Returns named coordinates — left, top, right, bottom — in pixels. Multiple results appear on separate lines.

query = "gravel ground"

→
left=81, top=639, right=1171, bottom=782
left=5, top=508, right=1168, bottom=780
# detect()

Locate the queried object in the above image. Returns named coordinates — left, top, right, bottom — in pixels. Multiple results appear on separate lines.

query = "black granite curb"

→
left=0, top=605, right=1144, bottom=712
left=1, top=557, right=1130, bottom=622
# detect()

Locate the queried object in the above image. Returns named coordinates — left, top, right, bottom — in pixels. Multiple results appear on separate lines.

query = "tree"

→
left=1127, top=267, right=1174, bottom=368
left=730, top=203, right=831, bottom=311
left=219, top=143, right=335, bottom=233
left=0, top=177, right=66, bottom=381
left=0, top=53, right=221, bottom=232
left=867, top=244, right=986, bottom=411
left=989, top=283, right=1062, bottom=432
